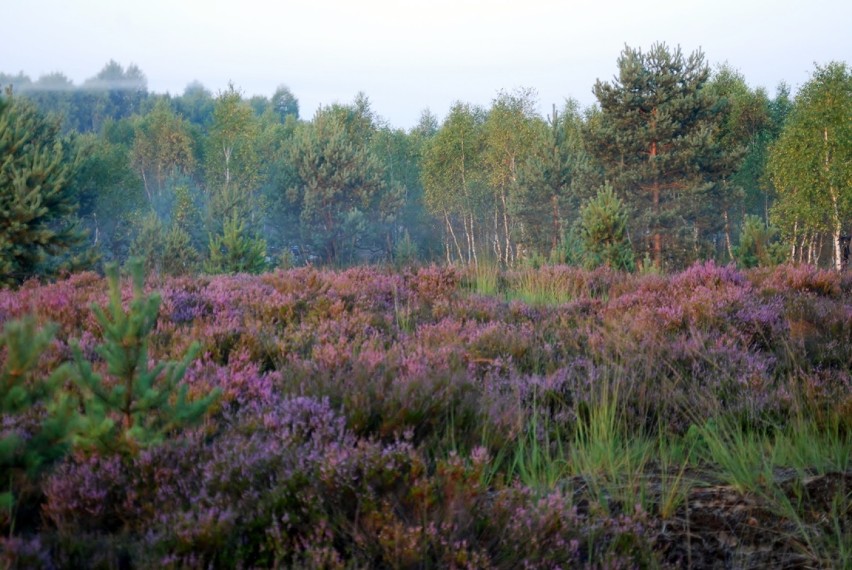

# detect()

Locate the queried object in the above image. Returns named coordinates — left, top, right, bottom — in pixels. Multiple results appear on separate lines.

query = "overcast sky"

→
left=3, top=0, right=850, bottom=128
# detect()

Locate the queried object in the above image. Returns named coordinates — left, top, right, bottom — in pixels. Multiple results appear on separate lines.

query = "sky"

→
left=3, top=0, right=850, bottom=129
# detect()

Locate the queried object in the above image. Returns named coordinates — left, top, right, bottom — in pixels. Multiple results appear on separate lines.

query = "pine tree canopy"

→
left=0, top=92, right=85, bottom=285
left=588, top=43, right=734, bottom=268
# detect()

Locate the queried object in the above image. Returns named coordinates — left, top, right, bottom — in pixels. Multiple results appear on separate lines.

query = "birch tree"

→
left=421, top=103, right=487, bottom=265
left=769, top=62, right=852, bottom=270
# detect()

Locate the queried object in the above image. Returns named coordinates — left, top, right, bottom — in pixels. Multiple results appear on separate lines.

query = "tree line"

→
left=2, top=45, right=850, bottom=285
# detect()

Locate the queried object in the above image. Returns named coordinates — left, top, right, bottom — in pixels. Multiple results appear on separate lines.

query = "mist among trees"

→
left=2, top=48, right=850, bottom=284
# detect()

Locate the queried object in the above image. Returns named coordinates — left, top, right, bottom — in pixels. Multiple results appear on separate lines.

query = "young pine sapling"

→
left=70, top=259, right=219, bottom=456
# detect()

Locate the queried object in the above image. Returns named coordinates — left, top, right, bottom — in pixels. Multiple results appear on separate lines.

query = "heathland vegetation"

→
left=1, top=44, right=850, bottom=567
left=1, top=263, right=850, bottom=567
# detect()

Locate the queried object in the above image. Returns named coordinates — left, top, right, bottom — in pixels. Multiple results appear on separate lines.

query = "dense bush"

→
left=0, top=262, right=850, bottom=567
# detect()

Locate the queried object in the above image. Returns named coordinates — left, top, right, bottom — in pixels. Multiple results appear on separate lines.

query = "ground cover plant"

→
left=0, top=261, right=850, bottom=568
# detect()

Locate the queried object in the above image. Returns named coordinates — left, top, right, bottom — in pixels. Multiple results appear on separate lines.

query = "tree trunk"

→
left=445, top=211, right=464, bottom=264
left=493, top=208, right=502, bottom=262
left=551, top=194, right=562, bottom=254
left=651, top=163, right=662, bottom=267
left=723, top=208, right=734, bottom=261
left=826, top=127, right=842, bottom=271
left=140, top=170, right=153, bottom=206
left=500, top=187, right=512, bottom=266
left=833, top=224, right=841, bottom=272
left=808, top=234, right=817, bottom=265
left=817, top=233, right=824, bottom=266
left=223, top=144, right=232, bottom=190
left=470, top=212, right=478, bottom=268
left=790, top=219, right=798, bottom=263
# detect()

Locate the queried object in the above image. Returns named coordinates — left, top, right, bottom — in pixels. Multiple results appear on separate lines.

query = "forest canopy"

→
left=1, top=49, right=850, bottom=283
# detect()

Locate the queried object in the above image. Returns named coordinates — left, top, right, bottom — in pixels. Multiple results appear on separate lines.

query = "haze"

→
left=4, top=0, right=851, bottom=127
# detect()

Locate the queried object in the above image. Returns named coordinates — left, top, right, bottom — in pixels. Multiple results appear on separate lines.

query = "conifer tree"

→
left=588, top=43, right=731, bottom=269
left=288, top=103, right=386, bottom=264
left=69, top=259, right=219, bottom=456
left=576, top=184, right=635, bottom=271
left=206, top=215, right=267, bottom=274
left=0, top=318, right=75, bottom=529
left=733, top=215, right=783, bottom=268
left=0, top=92, right=87, bottom=285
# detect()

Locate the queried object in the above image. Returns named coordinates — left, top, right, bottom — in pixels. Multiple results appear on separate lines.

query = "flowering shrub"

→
left=1, top=261, right=851, bottom=566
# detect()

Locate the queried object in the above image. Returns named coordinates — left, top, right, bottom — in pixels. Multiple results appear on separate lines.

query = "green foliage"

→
left=287, top=102, right=387, bottom=264
left=421, top=103, right=487, bottom=265
left=549, top=229, right=584, bottom=266
left=130, top=211, right=200, bottom=277
left=130, top=99, right=196, bottom=206
left=704, top=64, right=774, bottom=259
left=519, top=99, right=599, bottom=259
left=0, top=318, right=74, bottom=527
left=271, top=85, right=299, bottom=122
left=484, top=89, right=543, bottom=266
left=171, top=183, right=206, bottom=246
left=392, top=229, right=419, bottom=268
left=206, top=215, right=267, bottom=275
left=206, top=84, right=261, bottom=226
left=161, top=225, right=200, bottom=276
left=576, top=184, right=635, bottom=271
left=69, top=127, right=146, bottom=262
left=128, top=212, right=166, bottom=270
left=371, top=125, right=425, bottom=263
left=0, top=93, right=89, bottom=285
left=69, top=260, right=219, bottom=456
left=734, top=215, right=784, bottom=268
left=588, top=43, right=733, bottom=269
left=76, top=61, right=148, bottom=133
left=769, top=62, right=852, bottom=270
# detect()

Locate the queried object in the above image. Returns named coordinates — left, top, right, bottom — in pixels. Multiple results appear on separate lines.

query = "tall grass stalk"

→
left=568, top=375, right=654, bottom=511
left=691, top=417, right=775, bottom=493
left=468, top=263, right=501, bottom=297
left=691, top=402, right=851, bottom=567
left=504, top=398, right=570, bottom=491
left=654, top=432, right=696, bottom=520
left=762, top=472, right=851, bottom=569
left=509, top=271, right=574, bottom=306
left=391, top=283, right=414, bottom=334
left=772, top=414, right=851, bottom=475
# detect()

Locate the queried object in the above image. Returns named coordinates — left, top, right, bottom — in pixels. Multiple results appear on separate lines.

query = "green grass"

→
left=459, top=265, right=852, bottom=565
left=464, top=264, right=577, bottom=306
left=468, top=263, right=501, bottom=297
left=503, top=407, right=571, bottom=491
left=508, top=271, right=576, bottom=306
left=486, top=368, right=850, bottom=567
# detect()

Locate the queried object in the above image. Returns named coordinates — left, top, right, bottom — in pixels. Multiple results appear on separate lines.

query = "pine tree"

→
left=0, top=318, right=75, bottom=531
left=587, top=43, right=731, bottom=269
left=206, top=215, right=268, bottom=274
left=733, top=215, right=783, bottom=268
left=69, top=259, right=219, bottom=456
left=0, top=91, right=88, bottom=285
left=288, top=103, right=386, bottom=264
left=576, top=184, right=635, bottom=271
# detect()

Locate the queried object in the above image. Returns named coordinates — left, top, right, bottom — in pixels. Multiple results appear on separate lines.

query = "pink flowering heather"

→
left=2, top=262, right=850, bottom=567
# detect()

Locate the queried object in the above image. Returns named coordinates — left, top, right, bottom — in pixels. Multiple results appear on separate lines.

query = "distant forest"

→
left=2, top=45, right=851, bottom=284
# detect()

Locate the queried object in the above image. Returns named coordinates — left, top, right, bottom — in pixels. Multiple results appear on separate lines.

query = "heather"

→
left=1, top=262, right=850, bottom=568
